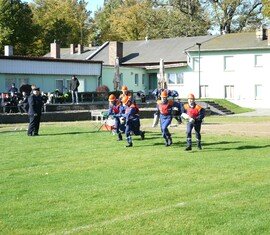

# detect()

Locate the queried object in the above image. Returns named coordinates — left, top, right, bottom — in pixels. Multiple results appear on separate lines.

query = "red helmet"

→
left=121, top=85, right=128, bottom=91
left=108, top=94, right=116, bottom=102
left=122, top=96, right=131, bottom=105
left=188, top=93, right=195, bottom=99
left=160, top=90, right=168, bottom=98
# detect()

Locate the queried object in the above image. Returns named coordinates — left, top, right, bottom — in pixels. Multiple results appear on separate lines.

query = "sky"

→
left=23, top=0, right=105, bottom=15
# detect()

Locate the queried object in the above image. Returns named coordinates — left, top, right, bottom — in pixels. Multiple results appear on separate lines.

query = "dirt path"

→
left=147, top=121, right=270, bottom=137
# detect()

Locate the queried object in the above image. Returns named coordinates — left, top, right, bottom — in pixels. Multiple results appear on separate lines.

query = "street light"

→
left=196, top=43, right=201, bottom=99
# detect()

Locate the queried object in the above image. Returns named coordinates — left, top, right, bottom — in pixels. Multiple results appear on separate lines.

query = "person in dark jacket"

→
left=8, top=83, right=18, bottom=94
left=69, top=75, right=80, bottom=104
left=27, top=88, right=43, bottom=136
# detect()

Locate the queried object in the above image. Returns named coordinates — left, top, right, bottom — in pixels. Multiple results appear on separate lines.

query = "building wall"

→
left=0, top=58, right=102, bottom=93
left=102, top=66, right=148, bottom=93
left=0, top=73, right=99, bottom=93
left=164, top=50, right=270, bottom=108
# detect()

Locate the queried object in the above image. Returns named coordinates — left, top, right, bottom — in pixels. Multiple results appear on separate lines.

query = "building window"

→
left=200, top=85, right=209, bottom=98
left=168, top=73, right=184, bottom=84
left=142, top=74, right=146, bottom=85
left=66, top=80, right=71, bottom=92
left=255, top=84, right=262, bottom=99
left=5, top=78, right=16, bottom=91
left=18, top=78, right=29, bottom=87
left=225, top=85, right=234, bottom=99
left=56, top=80, right=64, bottom=93
left=254, top=55, right=263, bottom=67
left=120, top=73, right=123, bottom=87
left=135, top=74, right=139, bottom=86
left=224, top=56, right=234, bottom=71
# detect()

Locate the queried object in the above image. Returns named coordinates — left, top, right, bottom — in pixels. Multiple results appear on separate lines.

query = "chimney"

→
left=78, top=44, right=84, bottom=54
left=70, top=44, right=75, bottom=54
left=50, top=41, right=60, bottom=58
left=256, top=26, right=267, bottom=40
left=109, top=41, right=123, bottom=66
left=4, top=45, right=13, bottom=56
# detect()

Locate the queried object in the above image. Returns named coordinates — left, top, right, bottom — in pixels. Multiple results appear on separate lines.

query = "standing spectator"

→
left=69, top=75, right=80, bottom=104
left=8, top=83, right=18, bottom=94
left=181, top=93, right=205, bottom=150
left=27, top=87, right=43, bottom=136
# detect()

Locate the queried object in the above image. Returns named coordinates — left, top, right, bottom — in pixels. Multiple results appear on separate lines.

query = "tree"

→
left=91, top=0, right=210, bottom=44
left=90, top=0, right=123, bottom=45
left=0, top=0, right=36, bottom=55
left=204, top=0, right=263, bottom=34
left=262, top=0, right=270, bottom=18
left=30, top=0, right=91, bottom=55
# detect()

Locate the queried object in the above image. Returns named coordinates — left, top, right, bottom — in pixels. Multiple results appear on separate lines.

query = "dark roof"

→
left=49, top=36, right=215, bottom=66
left=91, top=36, right=215, bottom=65
left=188, top=32, right=270, bottom=52
left=44, top=47, right=100, bottom=61
left=45, top=32, right=270, bottom=66
left=1, top=55, right=102, bottom=64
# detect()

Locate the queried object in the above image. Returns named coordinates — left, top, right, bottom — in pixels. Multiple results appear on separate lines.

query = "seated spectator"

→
left=46, top=92, right=54, bottom=104
left=17, top=91, right=29, bottom=113
left=8, top=83, right=18, bottom=94
left=2, top=93, right=18, bottom=113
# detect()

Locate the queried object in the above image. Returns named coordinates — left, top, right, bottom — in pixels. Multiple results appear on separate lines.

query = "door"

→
left=148, top=73, right=157, bottom=93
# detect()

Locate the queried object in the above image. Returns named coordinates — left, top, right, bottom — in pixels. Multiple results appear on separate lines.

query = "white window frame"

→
left=167, top=73, right=184, bottom=85
left=254, top=55, right=263, bottom=67
left=255, top=84, right=263, bottom=100
left=200, top=85, right=209, bottom=98
left=224, top=56, right=234, bottom=72
left=224, top=85, right=234, bottom=99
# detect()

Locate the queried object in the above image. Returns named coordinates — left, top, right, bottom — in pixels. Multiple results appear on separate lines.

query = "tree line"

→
left=0, top=0, right=269, bottom=56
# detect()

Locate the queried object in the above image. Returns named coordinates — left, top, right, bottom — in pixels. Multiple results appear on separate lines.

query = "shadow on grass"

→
left=40, top=131, right=99, bottom=136
left=203, top=141, right=270, bottom=151
left=203, top=141, right=241, bottom=146
left=0, top=130, right=26, bottom=134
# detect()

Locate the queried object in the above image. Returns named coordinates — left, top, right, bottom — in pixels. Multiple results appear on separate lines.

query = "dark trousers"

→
left=125, top=118, right=141, bottom=143
left=186, top=121, right=202, bottom=145
left=115, top=117, right=125, bottom=134
left=160, top=116, right=172, bottom=140
left=28, top=114, right=41, bottom=135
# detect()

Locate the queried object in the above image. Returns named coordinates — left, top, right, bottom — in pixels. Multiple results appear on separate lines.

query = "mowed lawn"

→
left=0, top=117, right=270, bottom=234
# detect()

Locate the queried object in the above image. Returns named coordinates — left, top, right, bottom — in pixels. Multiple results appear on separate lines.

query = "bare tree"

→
left=204, top=0, right=263, bottom=34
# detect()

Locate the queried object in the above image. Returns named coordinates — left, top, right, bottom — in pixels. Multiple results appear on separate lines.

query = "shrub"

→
left=96, top=85, right=109, bottom=93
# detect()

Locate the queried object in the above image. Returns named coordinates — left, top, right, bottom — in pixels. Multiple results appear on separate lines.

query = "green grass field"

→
left=1, top=117, right=270, bottom=234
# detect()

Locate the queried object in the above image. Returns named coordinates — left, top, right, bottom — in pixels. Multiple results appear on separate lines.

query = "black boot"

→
left=164, top=138, right=171, bottom=147
left=117, top=133, right=123, bottom=141
left=197, top=141, right=202, bottom=150
left=126, top=142, right=133, bottom=147
left=185, top=138, right=192, bottom=150
left=140, top=131, right=145, bottom=140
left=168, top=136, right=172, bottom=146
